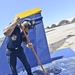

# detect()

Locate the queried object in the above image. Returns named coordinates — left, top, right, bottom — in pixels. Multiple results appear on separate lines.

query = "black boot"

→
left=28, top=72, right=33, bottom=75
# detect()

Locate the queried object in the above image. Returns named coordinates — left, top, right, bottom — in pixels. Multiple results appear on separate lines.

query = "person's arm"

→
left=23, top=41, right=33, bottom=48
left=22, top=33, right=33, bottom=48
left=3, top=17, right=20, bottom=36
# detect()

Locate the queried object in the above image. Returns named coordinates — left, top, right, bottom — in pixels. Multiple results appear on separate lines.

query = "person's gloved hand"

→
left=26, top=43, right=33, bottom=48
left=14, top=16, right=21, bottom=24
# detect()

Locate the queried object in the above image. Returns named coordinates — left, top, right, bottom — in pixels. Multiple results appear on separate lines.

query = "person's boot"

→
left=28, top=72, right=33, bottom=75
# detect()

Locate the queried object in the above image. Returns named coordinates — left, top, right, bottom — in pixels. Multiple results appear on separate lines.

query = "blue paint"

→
left=51, top=48, right=75, bottom=58
left=0, top=13, right=50, bottom=74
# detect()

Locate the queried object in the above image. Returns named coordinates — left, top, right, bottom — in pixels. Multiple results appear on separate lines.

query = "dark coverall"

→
left=6, top=25, right=33, bottom=75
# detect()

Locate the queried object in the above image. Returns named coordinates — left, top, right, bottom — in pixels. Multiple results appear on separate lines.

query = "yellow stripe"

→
left=15, top=7, right=41, bottom=19
left=57, top=47, right=67, bottom=50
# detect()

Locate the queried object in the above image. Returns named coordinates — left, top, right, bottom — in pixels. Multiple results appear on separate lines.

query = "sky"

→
left=0, top=0, right=75, bottom=37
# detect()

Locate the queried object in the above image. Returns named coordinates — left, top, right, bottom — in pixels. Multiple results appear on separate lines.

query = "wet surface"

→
left=18, top=57, right=75, bottom=75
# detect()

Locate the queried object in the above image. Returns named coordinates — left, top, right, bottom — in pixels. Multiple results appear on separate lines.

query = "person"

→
left=3, top=17, right=33, bottom=75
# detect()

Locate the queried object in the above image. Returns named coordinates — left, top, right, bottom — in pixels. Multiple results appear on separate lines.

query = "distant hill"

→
left=46, top=17, right=75, bottom=29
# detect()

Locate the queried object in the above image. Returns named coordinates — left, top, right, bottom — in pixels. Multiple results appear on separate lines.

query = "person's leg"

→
left=17, top=49, right=33, bottom=75
left=7, top=51, right=18, bottom=75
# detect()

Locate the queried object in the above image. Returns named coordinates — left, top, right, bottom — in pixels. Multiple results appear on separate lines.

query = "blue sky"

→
left=0, top=0, right=75, bottom=37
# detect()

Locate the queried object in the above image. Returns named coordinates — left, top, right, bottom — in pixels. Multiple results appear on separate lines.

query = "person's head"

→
left=22, top=21, right=31, bottom=32
left=22, top=20, right=35, bottom=32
